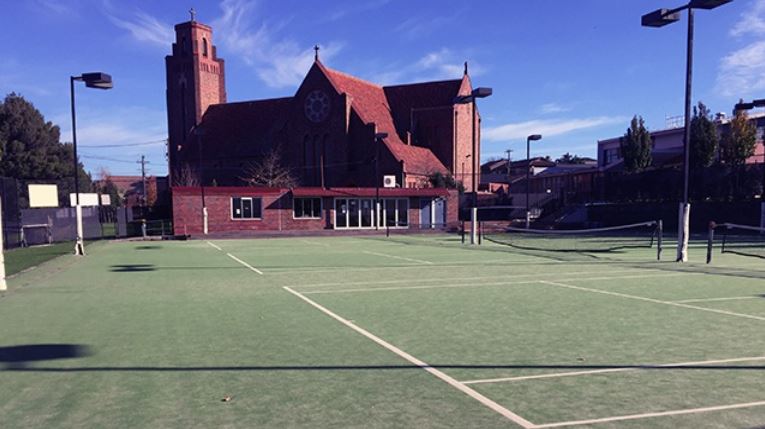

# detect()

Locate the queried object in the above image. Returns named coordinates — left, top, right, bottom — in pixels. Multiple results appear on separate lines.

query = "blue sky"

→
left=1, top=0, right=763, bottom=177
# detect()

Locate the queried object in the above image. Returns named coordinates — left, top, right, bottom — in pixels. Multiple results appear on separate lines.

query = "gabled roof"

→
left=384, top=78, right=464, bottom=137
left=318, top=61, right=448, bottom=175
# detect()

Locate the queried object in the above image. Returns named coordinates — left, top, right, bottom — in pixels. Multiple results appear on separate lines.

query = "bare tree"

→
left=173, top=164, right=199, bottom=187
left=241, top=149, right=298, bottom=188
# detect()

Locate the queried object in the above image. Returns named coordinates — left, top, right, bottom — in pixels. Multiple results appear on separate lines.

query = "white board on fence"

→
left=100, top=194, right=111, bottom=206
left=69, top=193, right=99, bottom=207
left=28, top=184, right=59, bottom=208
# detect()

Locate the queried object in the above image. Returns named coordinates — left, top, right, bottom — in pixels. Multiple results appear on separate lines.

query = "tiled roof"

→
left=319, top=61, right=448, bottom=175
left=196, top=98, right=292, bottom=160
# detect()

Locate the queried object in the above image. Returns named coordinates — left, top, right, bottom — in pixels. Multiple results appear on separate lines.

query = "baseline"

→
left=282, top=286, right=535, bottom=428
left=540, top=281, right=765, bottom=322
left=534, top=400, right=765, bottom=428
left=461, top=356, right=765, bottom=385
left=300, top=272, right=692, bottom=295
left=674, top=296, right=762, bottom=304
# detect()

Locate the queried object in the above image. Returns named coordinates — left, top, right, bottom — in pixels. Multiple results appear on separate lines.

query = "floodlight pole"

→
left=525, top=134, right=542, bottom=229
left=678, top=7, right=694, bottom=263
left=641, top=0, right=732, bottom=262
left=70, top=76, right=85, bottom=256
left=0, top=197, right=6, bottom=291
left=375, top=132, right=388, bottom=230
left=70, top=72, right=112, bottom=255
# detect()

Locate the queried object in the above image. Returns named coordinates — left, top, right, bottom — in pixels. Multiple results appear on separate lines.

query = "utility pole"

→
left=505, top=149, right=513, bottom=178
left=138, top=155, right=149, bottom=210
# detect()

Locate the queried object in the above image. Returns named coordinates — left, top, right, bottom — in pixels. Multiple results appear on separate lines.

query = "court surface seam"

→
left=540, top=281, right=765, bottom=322
left=282, top=285, right=536, bottom=428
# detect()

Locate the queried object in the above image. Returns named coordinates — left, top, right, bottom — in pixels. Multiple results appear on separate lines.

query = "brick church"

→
left=166, top=16, right=482, bottom=191
left=166, top=15, right=481, bottom=234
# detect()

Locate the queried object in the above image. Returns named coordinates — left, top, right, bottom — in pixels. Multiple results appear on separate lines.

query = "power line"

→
left=79, top=139, right=167, bottom=148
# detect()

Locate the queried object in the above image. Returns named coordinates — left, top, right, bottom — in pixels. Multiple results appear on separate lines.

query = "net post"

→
left=386, top=223, right=390, bottom=238
left=478, top=221, right=483, bottom=245
left=721, top=224, right=728, bottom=254
left=657, top=219, right=663, bottom=261
left=461, top=221, right=465, bottom=244
left=706, top=221, right=715, bottom=264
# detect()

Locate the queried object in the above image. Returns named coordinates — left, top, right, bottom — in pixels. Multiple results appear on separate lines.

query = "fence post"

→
left=0, top=197, right=6, bottom=291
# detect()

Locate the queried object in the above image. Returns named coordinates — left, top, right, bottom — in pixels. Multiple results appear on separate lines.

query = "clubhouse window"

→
left=294, top=197, right=321, bottom=219
left=232, top=197, right=262, bottom=219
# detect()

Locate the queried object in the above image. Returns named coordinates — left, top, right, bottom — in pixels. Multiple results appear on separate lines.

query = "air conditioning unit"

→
left=383, top=175, right=397, bottom=188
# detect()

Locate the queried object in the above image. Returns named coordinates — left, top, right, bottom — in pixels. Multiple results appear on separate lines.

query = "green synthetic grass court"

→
left=1, top=234, right=764, bottom=428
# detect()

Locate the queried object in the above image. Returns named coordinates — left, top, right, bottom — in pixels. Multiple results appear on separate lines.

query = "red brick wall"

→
left=173, top=187, right=460, bottom=235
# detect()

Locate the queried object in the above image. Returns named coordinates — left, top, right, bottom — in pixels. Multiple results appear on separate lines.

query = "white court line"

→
left=461, top=356, right=765, bottom=385
left=226, top=253, right=264, bottom=275
left=362, top=250, right=433, bottom=265
left=290, top=268, right=653, bottom=289
left=300, top=239, right=330, bottom=247
left=282, top=286, right=535, bottom=428
left=300, top=272, right=690, bottom=295
left=541, top=281, right=765, bottom=322
left=534, top=400, right=765, bottom=428
left=674, top=296, right=762, bottom=304
left=206, top=241, right=222, bottom=251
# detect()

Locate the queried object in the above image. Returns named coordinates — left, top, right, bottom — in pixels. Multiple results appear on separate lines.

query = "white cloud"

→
left=717, top=0, right=765, bottom=97
left=374, top=48, right=484, bottom=85
left=717, top=41, right=765, bottom=97
left=539, top=102, right=571, bottom=114
left=324, top=0, right=391, bottom=22
left=213, top=0, right=344, bottom=88
left=484, top=116, right=626, bottom=142
left=730, top=0, right=765, bottom=37
left=103, top=1, right=173, bottom=48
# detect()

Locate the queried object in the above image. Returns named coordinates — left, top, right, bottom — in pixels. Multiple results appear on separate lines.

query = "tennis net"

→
left=481, top=220, right=662, bottom=257
left=720, top=223, right=765, bottom=259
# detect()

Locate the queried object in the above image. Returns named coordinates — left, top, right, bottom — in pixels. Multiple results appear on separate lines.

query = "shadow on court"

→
left=135, top=246, right=163, bottom=250
left=0, top=344, right=92, bottom=369
left=4, top=362, right=765, bottom=373
left=109, top=264, right=249, bottom=272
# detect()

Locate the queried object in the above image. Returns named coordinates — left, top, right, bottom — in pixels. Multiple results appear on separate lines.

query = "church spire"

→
left=464, top=61, right=468, bottom=76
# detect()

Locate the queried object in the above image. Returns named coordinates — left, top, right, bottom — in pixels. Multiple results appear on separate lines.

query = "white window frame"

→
left=231, top=196, right=262, bottom=220
left=293, top=197, right=322, bottom=220
left=381, top=198, right=409, bottom=229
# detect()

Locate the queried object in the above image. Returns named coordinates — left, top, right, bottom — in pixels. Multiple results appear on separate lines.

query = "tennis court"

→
left=1, top=231, right=764, bottom=428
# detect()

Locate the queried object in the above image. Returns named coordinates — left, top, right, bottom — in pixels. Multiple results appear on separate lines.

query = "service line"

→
left=283, top=286, right=535, bottom=428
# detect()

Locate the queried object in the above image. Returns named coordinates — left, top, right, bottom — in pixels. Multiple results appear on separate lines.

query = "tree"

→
left=96, top=167, right=122, bottom=206
left=242, top=149, right=298, bottom=188
left=555, top=152, right=589, bottom=164
left=690, top=102, right=719, bottom=169
left=721, top=104, right=757, bottom=165
left=619, top=116, right=652, bottom=173
left=427, top=171, right=459, bottom=189
left=172, top=164, right=200, bottom=187
left=0, top=93, right=92, bottom=206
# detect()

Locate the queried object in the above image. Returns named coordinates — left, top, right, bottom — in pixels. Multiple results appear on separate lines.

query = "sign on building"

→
left=28, top=184, right=59, bottom=208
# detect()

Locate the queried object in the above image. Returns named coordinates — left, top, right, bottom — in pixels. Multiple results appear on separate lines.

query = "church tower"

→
left=165, top=10, right=226, bottom=183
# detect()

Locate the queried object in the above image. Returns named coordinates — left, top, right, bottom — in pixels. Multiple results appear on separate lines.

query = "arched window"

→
left=202, top=38, right=208, bottom=57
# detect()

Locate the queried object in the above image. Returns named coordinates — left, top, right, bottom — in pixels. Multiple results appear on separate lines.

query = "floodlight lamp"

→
left=642, top=9, right=680, bottom=27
